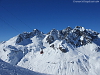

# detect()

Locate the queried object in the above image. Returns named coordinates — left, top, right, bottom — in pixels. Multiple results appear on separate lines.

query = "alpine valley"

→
left=0, top=26, right=100, bottom=75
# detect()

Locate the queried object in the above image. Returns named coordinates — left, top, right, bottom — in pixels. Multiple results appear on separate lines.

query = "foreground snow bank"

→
left=0, top=59, right=49, bottom=75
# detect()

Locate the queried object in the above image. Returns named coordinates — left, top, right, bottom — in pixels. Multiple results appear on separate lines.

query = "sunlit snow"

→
left=0, top=26, right=100, bottom=75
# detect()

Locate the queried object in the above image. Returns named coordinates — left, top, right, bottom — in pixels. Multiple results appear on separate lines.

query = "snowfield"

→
left=0, top=26, right=100, bottom=75
left=0, top=59, right=49, bottom=75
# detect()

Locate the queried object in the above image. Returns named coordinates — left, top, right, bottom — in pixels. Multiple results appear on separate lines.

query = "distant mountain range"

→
left=0, top=26, right=100, bottom=75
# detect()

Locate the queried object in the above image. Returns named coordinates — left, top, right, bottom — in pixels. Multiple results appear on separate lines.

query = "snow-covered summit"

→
left=16, top=29, right=45, bottom=44
left=0, top=26, right=100, bottom=75
left=65, top=26, right=99, bottom=47
left=44, top=26, right=99, bottom=47
left=8, top=26, right=98, bottom=47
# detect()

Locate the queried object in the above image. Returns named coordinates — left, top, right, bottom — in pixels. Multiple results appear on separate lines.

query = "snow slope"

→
left=17, top=42, right=100, bottom=75
left=0, top=26, right=100, bottom=75
left=0, top=59, right=49, bottom=75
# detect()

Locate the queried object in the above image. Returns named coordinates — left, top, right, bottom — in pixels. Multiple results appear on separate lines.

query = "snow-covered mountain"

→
left=0, top=26, right=100, bottom=75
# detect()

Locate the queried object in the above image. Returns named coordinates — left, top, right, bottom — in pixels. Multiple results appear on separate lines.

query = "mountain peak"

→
left=0, top=26, right=100, bottom=75
left=16, top=29, right=44, bottom=44
left=65, top=26, right=99, bottom=46
left=45, top=26, right=99, bottom=47
left=14, top=26, right=99, bottom=46
left=33, top=29, right=41, bottom=33
left=74, top=26, right=85, bottom=31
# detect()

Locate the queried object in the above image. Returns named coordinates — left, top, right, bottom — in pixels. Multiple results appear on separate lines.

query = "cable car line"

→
left=0, top=5, right=32, bottom=30
left=0, top=16, right=21, bottom=33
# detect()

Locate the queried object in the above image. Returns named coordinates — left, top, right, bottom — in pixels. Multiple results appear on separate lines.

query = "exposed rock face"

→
left=45, top=26, right=99, bottom=47
left=61, top=26, right=73, bottom=39
left=65, top=26, right=98, bottom=46
left=46, top=29, right=59, bottom=44
left=16, top=35, right=23, bottom=43
left=16, top=29, right=44, bottom=43
left=46, top=35, right=54, bottom=44
left=59, top=46, right=68, bottom=53
left=16, top=26, right=99, bottom=47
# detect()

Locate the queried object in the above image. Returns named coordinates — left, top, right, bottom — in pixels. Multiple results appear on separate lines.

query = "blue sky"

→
left=0, top=0, right=100, bottom=41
